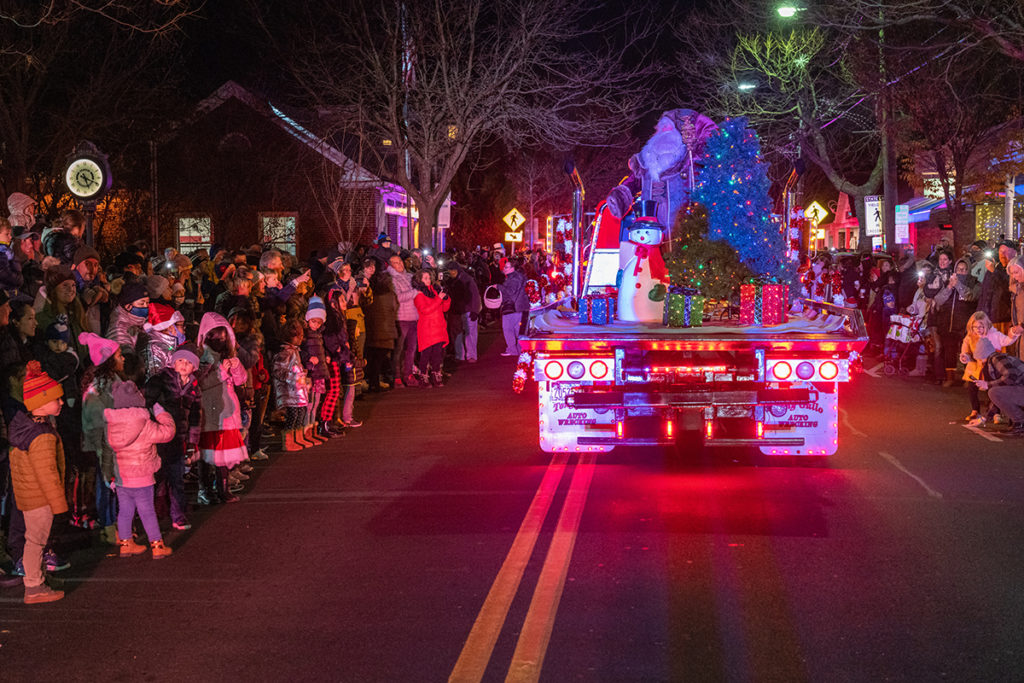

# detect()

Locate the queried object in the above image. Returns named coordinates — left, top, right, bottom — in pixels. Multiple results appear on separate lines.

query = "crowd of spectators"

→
left=824, top=236, right=1024, bottom=432
left=0, top=190, right=544, bottom=604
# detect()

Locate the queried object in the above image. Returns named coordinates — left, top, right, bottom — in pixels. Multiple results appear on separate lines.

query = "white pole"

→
left=1006, top=175, right=1016, bottom=240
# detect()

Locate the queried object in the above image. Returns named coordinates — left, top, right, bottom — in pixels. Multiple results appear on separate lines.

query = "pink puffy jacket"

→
left=103, top=407, right=176, bottom=488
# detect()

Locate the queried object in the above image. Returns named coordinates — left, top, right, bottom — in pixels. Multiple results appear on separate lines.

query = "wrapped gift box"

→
left=578, top=293, right=617, bottom=325
left=662, top=286, right=705, bottom=328
left=740, top=282, right=788, bottom=326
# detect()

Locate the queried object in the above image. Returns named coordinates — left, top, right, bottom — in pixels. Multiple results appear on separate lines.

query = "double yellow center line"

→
left=450, top=452, right=597, bottom=683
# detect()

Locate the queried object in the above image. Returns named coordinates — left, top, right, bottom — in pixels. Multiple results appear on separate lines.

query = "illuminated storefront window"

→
left=177, top=215, right=212, bottom=254
left=260, top=212, right=298, bottom=254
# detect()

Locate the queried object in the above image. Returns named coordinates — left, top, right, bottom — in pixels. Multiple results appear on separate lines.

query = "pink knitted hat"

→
left=78, top=332, right=120, bottom=366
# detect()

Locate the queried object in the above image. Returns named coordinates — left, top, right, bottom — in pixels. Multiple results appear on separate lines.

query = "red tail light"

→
left=818, top=361, right=839, bottom=380
left=665, top=420, right=674, bottom=437
left=772, top=361, right=792, bottom=380
left=756, top=421, right=764, bottom=439
left=705, top=420, right=714, bottom=439
left=615, top=421, right=623, bottom=439
left=589, top=360, right=609, bottom=379
left=544, top=361, right=564, bottom=380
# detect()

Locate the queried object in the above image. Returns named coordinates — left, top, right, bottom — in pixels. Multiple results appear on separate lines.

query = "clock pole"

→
left=63, top=141, right=112, bottom=247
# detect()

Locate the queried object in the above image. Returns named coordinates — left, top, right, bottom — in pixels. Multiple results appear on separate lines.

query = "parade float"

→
left=515, top=111, right=867, bottom=457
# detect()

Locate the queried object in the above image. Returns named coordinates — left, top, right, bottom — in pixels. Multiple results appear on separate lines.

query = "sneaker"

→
left=344, top=420, right=363, bottom=428
left=44, top=550, right=70, bottom=572
left=24, top=583, right=64, bottom=604
left=968, top=416, right=987, bottom=427
left=250, top=449, right=269, bottom=461
left=229, top=482, right=244, bottom=494
left=12, top=559, right=25, bottom=577
left=237, top=463, right=254, bottom=474
left=965, top=410, right=979, bottom=422
left=171, top=520, right=192, bottom=531
left=994, top=414, right=1008, bottom=425
left=196, top=489, right=219, bottom=506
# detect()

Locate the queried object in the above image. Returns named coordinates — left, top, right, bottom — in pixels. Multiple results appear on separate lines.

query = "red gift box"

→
left=740, top=282, right=788, bottom=326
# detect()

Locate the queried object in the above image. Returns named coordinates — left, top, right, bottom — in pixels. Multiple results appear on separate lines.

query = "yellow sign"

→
left=504, top=231, right=523, bottom=242
left=503, top=208, right=525, bottom=230
left=805, top=201, right=828, bottom=225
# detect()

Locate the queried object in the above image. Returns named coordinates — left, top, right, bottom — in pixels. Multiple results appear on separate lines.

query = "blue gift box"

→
left=578, top=293, right=616, bottom=325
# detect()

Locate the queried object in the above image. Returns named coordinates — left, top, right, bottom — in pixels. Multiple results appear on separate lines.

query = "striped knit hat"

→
left=23, top=360, right=63, bottom=412
left=305, top=296, right=327, bottom=321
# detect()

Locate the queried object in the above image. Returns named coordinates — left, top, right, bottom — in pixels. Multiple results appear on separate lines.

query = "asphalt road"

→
left=3, top=335, right=1024, bottom=682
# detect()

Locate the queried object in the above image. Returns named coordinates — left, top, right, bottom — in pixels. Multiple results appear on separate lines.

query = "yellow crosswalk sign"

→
left=503, top=208, right=525, bottom=230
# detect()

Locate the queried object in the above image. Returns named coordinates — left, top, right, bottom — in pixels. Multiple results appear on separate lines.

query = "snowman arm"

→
left=615, top=268, right=624, bottom=289
left=648, top=284, right=667, bottom=301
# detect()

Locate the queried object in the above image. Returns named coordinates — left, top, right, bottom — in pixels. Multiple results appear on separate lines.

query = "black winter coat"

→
left=301, top=326, right=331, bottom=381
left=978, top=263, right=1011, bottom=324
left=144, top=367, right=202, bottom=441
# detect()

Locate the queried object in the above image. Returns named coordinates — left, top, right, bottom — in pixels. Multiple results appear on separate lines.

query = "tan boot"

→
left=304, top=424, right=326, bottom=445
left=150, top=539, right=173, bottom=560
left=282, top=429, right=302, bottom=452
left=292, top=427, right=314, bottom=448
left=119, top=537, right=147, bottom=558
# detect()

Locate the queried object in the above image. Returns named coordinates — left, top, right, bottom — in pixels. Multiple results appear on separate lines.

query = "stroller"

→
left=883, top=305, right=926, bottom=376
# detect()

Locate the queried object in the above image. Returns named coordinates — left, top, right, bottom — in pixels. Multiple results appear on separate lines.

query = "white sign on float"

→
left=864, top=195, right=883, bottom=236
left=895, top=204, right=910, bottom=243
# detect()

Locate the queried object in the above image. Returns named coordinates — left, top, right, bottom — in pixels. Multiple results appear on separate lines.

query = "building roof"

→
left=174, top=81, right=380, bottom=186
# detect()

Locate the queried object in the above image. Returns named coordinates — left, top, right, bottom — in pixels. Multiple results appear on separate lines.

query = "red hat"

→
left=144, top=302, right=184, bottom=332
left=23, top=360, right=63, bottom=412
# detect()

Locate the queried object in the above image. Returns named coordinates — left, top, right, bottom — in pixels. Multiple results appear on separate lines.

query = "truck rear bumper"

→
left=577, top=435, right=806, bottom=447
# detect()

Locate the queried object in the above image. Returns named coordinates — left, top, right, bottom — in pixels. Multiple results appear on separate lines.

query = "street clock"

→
left=64, top=141, right=112, bottom=202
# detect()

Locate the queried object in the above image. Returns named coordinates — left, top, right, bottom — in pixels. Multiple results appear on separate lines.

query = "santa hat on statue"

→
left=144, top=302, right=184, bottom=332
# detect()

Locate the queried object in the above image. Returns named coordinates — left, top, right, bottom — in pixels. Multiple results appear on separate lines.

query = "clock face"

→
left=65, top=157, right=106, bottom=199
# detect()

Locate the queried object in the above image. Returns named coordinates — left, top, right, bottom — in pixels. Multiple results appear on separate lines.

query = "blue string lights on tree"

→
left=691, top=117, right=790, bottom=280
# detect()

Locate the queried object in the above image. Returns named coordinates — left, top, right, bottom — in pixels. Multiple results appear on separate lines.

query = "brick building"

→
left=156, top=81, right=385, bottom=259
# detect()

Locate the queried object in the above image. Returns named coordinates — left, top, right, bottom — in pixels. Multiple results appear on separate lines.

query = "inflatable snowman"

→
left=617, top=202, right=670, bottom=323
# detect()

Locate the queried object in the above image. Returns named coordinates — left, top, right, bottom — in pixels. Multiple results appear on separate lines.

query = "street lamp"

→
left=738, top=81, right=758, bottom=91
left=777, top=5, right=804, bottom=18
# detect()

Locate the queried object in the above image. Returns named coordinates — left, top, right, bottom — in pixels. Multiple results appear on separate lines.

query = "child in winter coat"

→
left=962, top=310, right=1022, bottom=424
left=104, top=381, right=176, bottom=558
left=8, top=362, right=66, bottom=604
left=412, top=269, right=451, bottom=387
left=144, top=344, right=202, bottom=530
left=301, top=296, right=335, bottom=443
left=196, top=312, right=249, bottom=503
left=273, top=319, right=311, bottom=452
left=325, top=288, right=361, bottom=429
left=37, top=321, right=87, bottom=526
left=79, top=331, right=125, bottom=545
left=142, top=302, right=185, bottom=379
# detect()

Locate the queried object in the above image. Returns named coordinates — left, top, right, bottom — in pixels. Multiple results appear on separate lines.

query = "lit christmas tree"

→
left=666, top=205, right=749, bottom=300
left=691, top=117, right=791, bottom=281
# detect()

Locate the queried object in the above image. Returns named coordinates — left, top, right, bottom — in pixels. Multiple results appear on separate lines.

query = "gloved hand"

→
left=152, top=402, right=166, bottom=417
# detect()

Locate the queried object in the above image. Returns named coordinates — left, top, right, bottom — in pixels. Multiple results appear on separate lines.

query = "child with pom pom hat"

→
left=8, top=361, right=66, bottom=603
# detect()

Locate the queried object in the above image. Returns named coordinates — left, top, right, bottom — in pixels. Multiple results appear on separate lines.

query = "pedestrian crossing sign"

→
left=805, top=201, right=828, bottom=225
left=503, top=208, right=525, bottom=230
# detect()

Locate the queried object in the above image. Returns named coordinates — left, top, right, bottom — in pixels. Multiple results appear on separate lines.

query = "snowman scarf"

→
left=629, top=242, right=669, bottom=281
